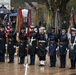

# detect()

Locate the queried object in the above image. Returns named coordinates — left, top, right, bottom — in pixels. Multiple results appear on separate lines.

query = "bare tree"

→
left=44, top=0, right=70, bottom=25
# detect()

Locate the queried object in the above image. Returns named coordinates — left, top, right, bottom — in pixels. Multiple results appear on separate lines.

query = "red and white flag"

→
left=5, top=22, right=10, bottom=35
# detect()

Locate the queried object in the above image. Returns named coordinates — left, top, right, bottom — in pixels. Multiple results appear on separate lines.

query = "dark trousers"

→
left=70, top=59, right=75, bottom=68
left=50, top=55, right=56, bottom=67
left=30, top=55, right=35, bottom=64
left=60, top=55, right=66, bottom=68
left=20, top=56, right=25, bottom=64
left=39, top=56, right=46, bottom=61
left=0, top=54, right=5, bottom=62
left=9, top=54, right=14, bottom=62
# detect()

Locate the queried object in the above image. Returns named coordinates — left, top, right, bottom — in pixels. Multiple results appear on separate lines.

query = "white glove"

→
left=36, top=46, right=38, bottom=49
left=5, top=44, right=8, bottom=47
left=16, top=46, right=19, bottom=48
left=46, top=46, right=49, bottom=51
left=66, top=48, right=69, bottom=52
left=14, top=45, right=16, bottom=48
left=56, top=46, right=59, bottom=51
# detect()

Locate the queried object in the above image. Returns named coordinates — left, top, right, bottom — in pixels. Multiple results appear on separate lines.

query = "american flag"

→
left=5, top=22, right=10, bottom=35
left=4, top=13, right=11, bottom=35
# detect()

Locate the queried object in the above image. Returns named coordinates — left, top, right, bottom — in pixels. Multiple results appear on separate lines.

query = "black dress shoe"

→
left=32, top=63, right=35, bottom=65
left=0, top=60, right=5, bottom=62
left=11, top=61, right=14, bottom=63
left=18, top=63, right=23, bottom=64
left=8, top=61, right=11, bottom=63
left=50, top=65, right=56, bottom=67
left=39, top=64, right=44, bottom=67
left=59, top=67, right=62, bottom=68
left=29, top=63, right=32, bottom=65
left=50, top=65, right=53, bottom=67
left=73, top=67, right=75, bottom=69
left=69, top=67, right=75, bottom=69
left=59, top=66, right=65, bottom=68
left=29, top=63, right=35, bottom=65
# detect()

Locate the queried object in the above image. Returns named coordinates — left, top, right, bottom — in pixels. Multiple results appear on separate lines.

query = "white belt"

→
left=32, top=39, right=36, bottom=41
left=39, top=40, right=46, bottom=42
left=31, top=39, right=36, bottom=42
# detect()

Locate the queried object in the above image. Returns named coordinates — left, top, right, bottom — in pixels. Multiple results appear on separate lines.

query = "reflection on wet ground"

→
left=0, top=54, right=76, bottom=75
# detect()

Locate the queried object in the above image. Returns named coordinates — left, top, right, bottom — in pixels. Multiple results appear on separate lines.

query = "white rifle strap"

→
left=67, top=33, right=71, bottom=43
left=16, top=32, right=19, bottom=40
left=73, top=35, right=76, bottom=46
left=31, top=36, right=33, bottom=43
left=45, top=34, right=47, bottom=40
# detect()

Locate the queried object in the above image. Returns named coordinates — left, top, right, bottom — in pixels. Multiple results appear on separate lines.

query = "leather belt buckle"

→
left=40, top=44, right=42, bottom=46
left=30, top=43, right=32, bottom=46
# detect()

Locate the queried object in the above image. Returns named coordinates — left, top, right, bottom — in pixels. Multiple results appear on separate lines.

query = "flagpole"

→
left=24, top=9, right=32, bottom=75
left=26, top=9, right=32, bottom=64
left=5, top=12, right=10, bottom=62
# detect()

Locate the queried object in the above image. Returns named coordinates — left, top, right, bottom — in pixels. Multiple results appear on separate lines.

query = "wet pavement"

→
left=0, top=54, right=76, bottom=75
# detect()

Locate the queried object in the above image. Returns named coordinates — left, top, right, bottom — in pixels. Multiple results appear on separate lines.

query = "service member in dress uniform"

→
left=68, top=28, right=76, bottom=69
left=58, top=27, right=68, bottom=68
left=47, top=27, right=57, bottom=67
left=17, top=27, right=27, bottom=64
left=28, top=25, right=37, bottom=65
left=0, top=25, right=6, bottom=62
left=37, top=26, right=47, bottom=66
left=7, top=26, right=16, bottom=63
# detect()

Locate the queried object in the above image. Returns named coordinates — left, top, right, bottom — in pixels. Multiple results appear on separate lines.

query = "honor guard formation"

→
left=0, top=4, right=76, bottom=71
left=0, top=24, right=76, bottom=69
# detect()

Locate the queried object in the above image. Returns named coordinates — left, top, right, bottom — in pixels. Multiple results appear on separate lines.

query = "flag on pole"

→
left=22, top=9, right=28, bottom=29
left=55, top=11, right=58, bottom=34
left=70, top=7, right=75, bottom=28
left=35, top=9, right=38, bottom=26
left=26, top=9, right=32, bottom=38
left=55, top=9, right=61, bottom=35
left=16, top=11, right=19, bottom=32
left=5, top=22, right=10, bottom=35
left=18, top=8, right=23, bottom=31
left=75, top=18, right=76, bottom=28
left=68, top=7, right=75, bottom=34
left=4, top=13, right=11, bottom=35
left=46, top=11, right=50, bottom=33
